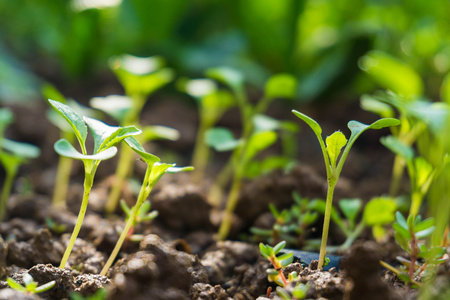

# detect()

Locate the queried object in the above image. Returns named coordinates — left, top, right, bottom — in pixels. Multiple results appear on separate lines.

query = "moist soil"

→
left=0, top=99, right=448, bottom=300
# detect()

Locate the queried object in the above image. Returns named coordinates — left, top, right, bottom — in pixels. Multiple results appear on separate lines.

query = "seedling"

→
left=100, top=137, right=192, bottom=276
left=276, top=282, right=311, bottom=300
left=251, top=192, right=318, bottom=247
left=292, top=109, right=399, bottom=269
left=48, top=99, right=141, bottom=269
left=97, top=54, right=175, bottom=214
left=205, top=68, right=297, bottom=239
left=7, top=273, right=55, bottom=294
left=0, top=108, right=40, bottom=221
left=380, top=212, right=447, bottom=289
left=118, top=199, right=158, bottom=242
left=70, top=288, right=107, bottom=300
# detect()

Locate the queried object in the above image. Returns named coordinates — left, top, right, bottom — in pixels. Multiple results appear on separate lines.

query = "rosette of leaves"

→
left=0, top=108, right=40, bottom=221
left=100, top=136, right=193, bottom=276
left=48, top=99, right=142, bottom=269
left=292, top=109, right=400, bottom=269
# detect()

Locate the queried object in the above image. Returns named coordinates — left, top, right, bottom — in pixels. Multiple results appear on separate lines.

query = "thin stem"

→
left=208, top=158, right=233, bottom=207
left=318, top=180, right=336, bottom=269
left=217, top=176, right=242, bottom=240
left=52, top=156, right=73, bottom=208
left=101, top=166, right=152, bottom=276
left=389, top=155, right=405, bottom=197
left=59, top=171, right=94, bottom=268
left=0, top=168, right=17, bottom=221
left=105, top=144, right=134, bottom=214
left=338, top=222, right=366, bottom=251
left=409, top=232, right=418, bottom=289
left=191, top=119, right=210, bottom=184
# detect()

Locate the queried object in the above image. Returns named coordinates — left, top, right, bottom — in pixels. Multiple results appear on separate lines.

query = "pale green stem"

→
left=208, top=155, right=233, bottom=207
left=318, top=179, right=336, bottom=269
left=0, top=167, right=17, bottom=221
left=101, top=166, right=152, bottom=276
left=191, top=119, right=210, bottom=184
left=52, top=156, right=73, bottom=208
left=338, top=222, right=366, bottom=251
left=105, top=144, right=134, bottom=214
left=409, top=191, right=423, bottom=217
left=59, top=171, right=94, bottom=268
left=389, top=154, right=405, bottom=197
left=217, top=177, right=242, bottom=240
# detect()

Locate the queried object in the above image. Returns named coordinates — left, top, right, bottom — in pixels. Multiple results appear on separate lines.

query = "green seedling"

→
left=292, top=109, right=399, bottom=269
left=276, top=282, right=311, bottom=300
left=7, top=273, right=55, bottom=294
left=44, top=84, right=95, bottom=208
left=380, top=212, right=447, bottom=289
left=97, top=54, right=175, bottom=214
left=100, top=137, right=192, bottom=276
left=48, top=99, right=141, bottom=269
left=205, top=68, right=297, bottom=239
left=45, top=217, right=67, bottom=234
left=118, top=199, right=158, bottom=242
left=178, top=78, right=235, bottom=184
left=251, top=192, right=318, bottom=247
left=70, top=288, right=107, bottom=300
left=0, top=108, right=40, bottom=221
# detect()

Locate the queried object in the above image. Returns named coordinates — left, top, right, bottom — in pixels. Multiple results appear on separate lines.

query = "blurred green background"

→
left=1, top=0, right=450, bottom=104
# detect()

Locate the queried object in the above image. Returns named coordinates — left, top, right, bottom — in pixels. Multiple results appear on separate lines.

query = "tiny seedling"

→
left=292, top=109, right=399, bottom=269
left=7, top=273, right=55, bottom=294
left=380, top=212, right=447, bottom=288
left=118, top=199, right=158, bottom=242
left=96, top=54, right=175, bottom=214
left=70, top=288, right=107, bottom=300
left=0, top=108, right=40, bottom=221
left=276, top=282, right=311, bottom=300
left=48, top=99, right=141, bottom=269
left=100, top=137, right=192, bottom=276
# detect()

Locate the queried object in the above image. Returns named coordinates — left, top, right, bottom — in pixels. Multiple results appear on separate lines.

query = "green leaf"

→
left=347, top=118, right=400, bottom=148
left=84, top=117, right=141, bottom=153
left=120, top=200, right=131, bottom=216
left=259, top=243, right=271, bottom=259
left=326, top=131, right=347, bottom=168
left=2, top=139, right=40, bottom=159
left=363, top=197, right=397, bottom=226
left=415, top=226, right=435, bottom=239
left=393, top=222, right=411, bottom=241
left=206, top=67, right=244, bottom=92
left=205, top=127, right=241, bottom=152
left=273, top=241, right=286, bottom=254
left=149, top=162, right=176, bottom=184
left=124, top=137, right=160, bottom=166
left=0, top=152, right=23, bottom=173
left=292, top=110, right=322, bottom=137
left=359, top=50, right=423, bottom=97
left=42, top=83, right=66, bottom=104
left=395, top=212, right=409, bottom=230
left=414, top=157, right=433, bottom=187
left=244, top=131, right=277, bottom=163
left=34, top=281, right=56, bottom=293
left=22, top=273, right=34, bottom=287
left=253, top=114, right=281, bottom=132
left=339, top=198, right=362, bottom=223
left=380, top=135, right=414, bottom=161
left=181, top=78, right=217, bottom=98
left=265, top=73, right=297, bottom=99
left=6, top=278, right=26, bottom=292
left=414, top=217, right=434, bottom=233
left=90, top=95, right=133, bottom=123
left=360, top=95, right=395, bottom=119
left=142, top=125, right=179, bottom=142
left=54, top=139, right=117, bottom=161
left=0, top=108, right=14, bottom=130
left=276, top=252, right=293, bottom=262
left=48, top=99, right=88, bottom=146
left=165, top=166, right=194, bottom=173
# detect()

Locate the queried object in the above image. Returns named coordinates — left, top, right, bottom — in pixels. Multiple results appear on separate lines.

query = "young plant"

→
left=292, top=109, right=399, bottom=269
left=276, top=282, right=311, bottom=300
left=100, top=137, right=192, bottom=276
left=97, top=54, right=175, bottom=214
left=118, top=199, right=158, bottom=242
left=0, top=108, right=40, bottom=221
left=48, top=99, right=142, bottom=269
left=70, top=288, right=106, bottom=300
left=205, top=68, right=297, bottom=239
left=7, top=273, right=55, bottom=294
left=380, top=212, right=447, bottom=288
left=251, top=192, right=318, bottom=247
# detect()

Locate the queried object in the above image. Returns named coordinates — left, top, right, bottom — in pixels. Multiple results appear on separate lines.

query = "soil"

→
left=0, top=99, right=448, bottom=299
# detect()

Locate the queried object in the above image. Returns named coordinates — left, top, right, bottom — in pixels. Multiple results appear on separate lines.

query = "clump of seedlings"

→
left=259, top=241, right=311, bottom=300
left=91, top=54, right=176, bottom=214
left=48, top=99, right=142, bottom=268
left=0, top=107, right=40, bottom=221
left=292, top=109, right=400, bottom=269
left=381, top=212, right=447, bottom=288
left=100, top=136, right=192, bottom=276
left=7, top=273, right=55, bottom=295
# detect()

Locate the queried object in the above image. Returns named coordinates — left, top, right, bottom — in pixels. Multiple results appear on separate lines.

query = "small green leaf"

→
left=181, top=78, right=217, bottom=98
left=42, top=83, right=66, bottom=103
left=339, top=198, right=362, bottom=223
left=0, top=108, right=14, bottom=130
left=265, top=73, right=297, bottom=99
left=165, top=166, right=194, bottom=173
left=326, top=131, right=347, bottom=168
left=22, top=274, right=34, bottom=287
left=245, top=131, right=277, bottom=163
left=142, top=125, right=179, bottom=142
left=273, top=241, right=286, bottom=254
left=205, top=127, right=241, bottom=152
left=54, top=139, right=117, bottom=161
left=149, top=162, right=176, bottom=184
left=206, top=67, right=244, bottom=92
left=90, top=95, right=133, bottom=123
left=124, top=137, right=160, bottom=166
left=292, top=110, right=322, bottom=136
left=414, top=157, right=433, bottom=187
left=415, top=226, right=435, bottom=239
left=2, top=139, right=40, bottom=159
left=380, top=136, right=414, bottom=161
left=393, top=222, right=411, bottom=241
left=120, top=200, right=131, bottom=216
left=414, top=217, right=434, bottom=233
left=276, top=252, right=293, bottom=262
left=363, top=197, right=397, bottom=226
left=34, top=280, right=55, bottom=293
left=6, top=278, right=26, bottom=292
left=253, top=114, right=281, bottom=132
left=347, top=118, right=400, bottom=147
left=395, top=212, right=409, bottom=230
left=259, top=243, right=271, bottom=259
left=48, top=99, right=88, bottom=146
left=360, top=95, right=395, bottom=119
